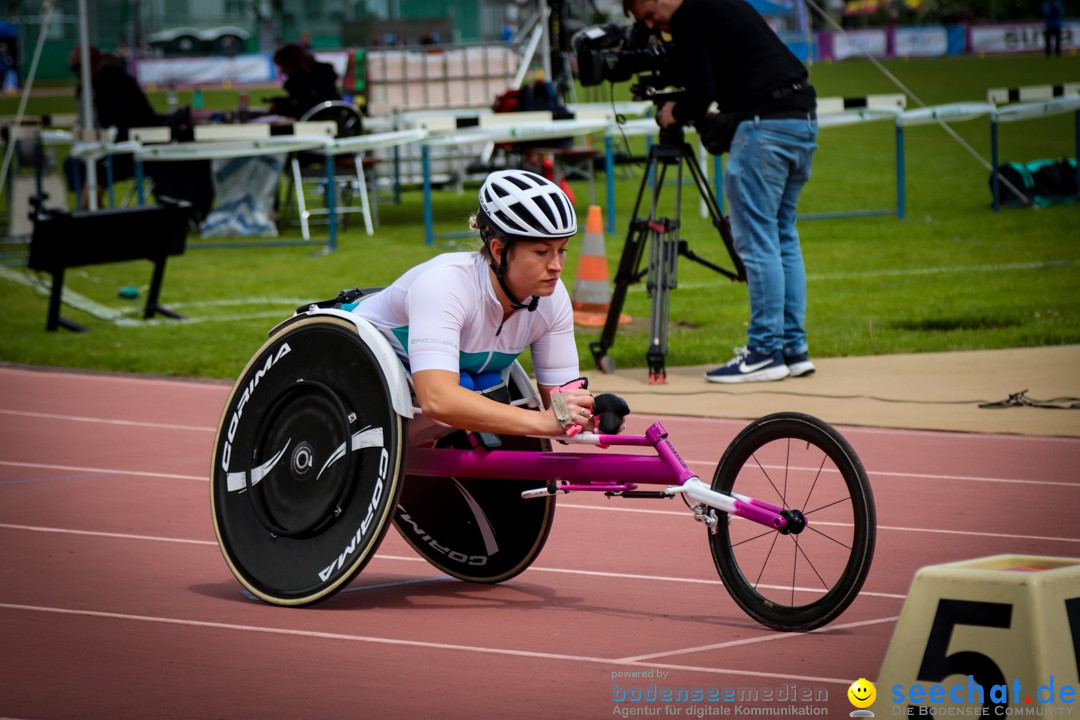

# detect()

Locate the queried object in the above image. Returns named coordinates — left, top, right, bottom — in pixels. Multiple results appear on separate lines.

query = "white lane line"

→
left=0, top=409, right=214, bottom=432
left=0, top=429, right=1070, bottom=489
left=0, top=524, right=908, bottom=599
left=0, top=265, right=125, bottom=320
left=677, top=459, right=1078, bottom=489
left=0, top=457, right=1075, bottom=544
left=0, top=461, right=206, bottom=482
left=0, top=367, right=230, bottom=391
left=0, top=268, right=300, bottom=328
left=0, top=523, right=216, bottom=545
left=553, top=505, right=1080, bottom=544
left=163, top=298, right=312, bottom=309
left=3, top=367, right=1077, bottom=448
left=619, top=616, right=901, bottom=663
left=0, top=602, right=856, bottom=686
left=522, top=564, right=907, bottom=600
left=115, top=311, right=288, bottom=328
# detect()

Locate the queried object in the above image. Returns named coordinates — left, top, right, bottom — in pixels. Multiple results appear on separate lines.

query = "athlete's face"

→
left=500, top=238, right=569, bottom=299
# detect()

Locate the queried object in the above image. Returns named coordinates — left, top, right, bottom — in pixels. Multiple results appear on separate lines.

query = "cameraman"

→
left=626, top=0, right=818, bottom=383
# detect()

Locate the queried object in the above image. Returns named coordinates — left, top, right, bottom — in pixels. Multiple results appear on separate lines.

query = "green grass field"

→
left=1, top=53, right=1077, bottom=381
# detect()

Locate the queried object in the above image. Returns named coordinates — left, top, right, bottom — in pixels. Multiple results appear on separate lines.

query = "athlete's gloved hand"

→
left=555, top=377, right=588, bottom=393
left=593, top=394, right=630, bottom=435
left=549, top=377, right=591, bottom=437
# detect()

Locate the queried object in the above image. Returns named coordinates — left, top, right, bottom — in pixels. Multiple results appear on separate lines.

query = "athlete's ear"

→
left=489, top=236, right=508, bottom=265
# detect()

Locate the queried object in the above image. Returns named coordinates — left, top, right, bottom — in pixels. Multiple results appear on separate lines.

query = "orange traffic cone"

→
left=572, top=205, right=630, bottom=328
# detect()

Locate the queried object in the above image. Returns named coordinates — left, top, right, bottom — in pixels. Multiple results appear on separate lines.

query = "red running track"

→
left=0, top=365, right=1077, bottom=719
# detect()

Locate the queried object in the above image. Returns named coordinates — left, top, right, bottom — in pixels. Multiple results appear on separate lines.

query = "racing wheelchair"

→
left=211, top=296, right=876, bottom=632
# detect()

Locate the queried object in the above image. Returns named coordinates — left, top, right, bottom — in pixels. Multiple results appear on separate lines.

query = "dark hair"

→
left=273, top=43, right=314, bottom=73
left=67, top=45, right=102, bottom=74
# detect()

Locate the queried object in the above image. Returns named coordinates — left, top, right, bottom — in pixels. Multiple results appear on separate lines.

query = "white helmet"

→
left=477, top=169, right=577, bottom=242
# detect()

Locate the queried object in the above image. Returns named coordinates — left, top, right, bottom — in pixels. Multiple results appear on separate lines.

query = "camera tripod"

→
left=588, top=125, right=745, bottom=384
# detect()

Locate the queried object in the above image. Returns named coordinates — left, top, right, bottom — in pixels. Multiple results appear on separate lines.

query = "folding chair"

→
left=281, top=100, right=377, bottom=238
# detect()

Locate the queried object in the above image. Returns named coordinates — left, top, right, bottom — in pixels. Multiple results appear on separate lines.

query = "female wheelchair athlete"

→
left=210, top=301, right=877, bottom=633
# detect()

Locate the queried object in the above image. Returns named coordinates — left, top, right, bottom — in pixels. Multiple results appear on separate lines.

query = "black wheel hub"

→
left=290, top=441, right=316, bottom=479
left=779, top=508, right=807, bottom=535
left=247, top=379, right=355, bottom=538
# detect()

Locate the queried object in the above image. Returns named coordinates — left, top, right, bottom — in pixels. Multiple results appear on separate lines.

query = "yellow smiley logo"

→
left=848, top=678, right=877, bottom=709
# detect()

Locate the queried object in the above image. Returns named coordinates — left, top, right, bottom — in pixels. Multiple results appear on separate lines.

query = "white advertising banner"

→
left=832, top=30, right=888, bottom=60
left=970, top=22, right=1078, bottom=54
left=894, top=27, right=949, bottom=57
left=135, top=51, right=351, bottom=87
left=136, top=54, right=274, bottom=85
left=313, top=51, right=350, bottom=79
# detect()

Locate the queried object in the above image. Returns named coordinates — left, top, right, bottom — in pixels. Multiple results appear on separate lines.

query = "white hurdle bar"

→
left=601, top=94, right=909, bottom=226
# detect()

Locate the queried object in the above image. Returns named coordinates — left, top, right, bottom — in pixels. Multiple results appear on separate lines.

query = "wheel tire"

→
left=709, top=412, right=875, bottom=631
left=210, top=316, right=406, bottom=606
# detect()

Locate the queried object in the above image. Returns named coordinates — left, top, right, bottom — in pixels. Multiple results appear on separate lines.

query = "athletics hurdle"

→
left=599, top=95, right=907, bottom=231
left=802, top=94, right=907, bottom=220
left=695, top=94, right=907, bottom=221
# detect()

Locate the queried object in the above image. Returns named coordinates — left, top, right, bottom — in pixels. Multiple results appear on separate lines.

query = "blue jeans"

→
left=723, top=115, right=817, bottom=357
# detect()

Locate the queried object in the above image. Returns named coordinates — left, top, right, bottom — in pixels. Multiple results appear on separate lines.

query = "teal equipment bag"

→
left=992, top=158, right=1078, bottom=207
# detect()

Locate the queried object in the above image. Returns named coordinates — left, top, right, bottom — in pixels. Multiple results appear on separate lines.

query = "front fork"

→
left=674, top=478, right=798, bottom=536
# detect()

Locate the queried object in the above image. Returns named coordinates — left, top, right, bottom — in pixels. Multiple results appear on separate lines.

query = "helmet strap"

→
left=489, top=233, right=538, bottom=313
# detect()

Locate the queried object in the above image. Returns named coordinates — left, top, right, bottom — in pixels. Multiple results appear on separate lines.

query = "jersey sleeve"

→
left=530, top=282, right=580, bottom=386
left=404, top=266, right=470, bottom=374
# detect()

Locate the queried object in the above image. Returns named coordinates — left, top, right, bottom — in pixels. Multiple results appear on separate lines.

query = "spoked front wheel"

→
left=709, top=412, right=875, bottom=632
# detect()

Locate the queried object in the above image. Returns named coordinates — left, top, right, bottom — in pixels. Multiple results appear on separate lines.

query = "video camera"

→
left=571, top=22, right=681, bottom=104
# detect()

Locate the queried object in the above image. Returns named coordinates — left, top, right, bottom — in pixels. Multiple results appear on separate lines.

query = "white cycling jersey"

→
left=349, top=252, right=580, bottom=387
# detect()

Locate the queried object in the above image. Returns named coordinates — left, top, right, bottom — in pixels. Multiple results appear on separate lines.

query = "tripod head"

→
left=628, top=82, right=694, bottom=148
left=657, top=124, right=686, bottom=147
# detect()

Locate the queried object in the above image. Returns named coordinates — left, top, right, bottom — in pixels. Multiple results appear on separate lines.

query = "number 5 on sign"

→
left=876, top=555, right=1080, bottom=714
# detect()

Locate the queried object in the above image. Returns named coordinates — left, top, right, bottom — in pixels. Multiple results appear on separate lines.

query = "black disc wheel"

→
left=708, top=412, right=875, bottom=631
left=394, top=431, right=556, bottom=584
left=210, top=316, right=406, bottom=606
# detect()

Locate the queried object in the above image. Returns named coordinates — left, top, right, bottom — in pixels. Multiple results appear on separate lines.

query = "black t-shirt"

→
left=668, top=0, right=813, bottom=122
left=83, top=64, right=161, bottom=141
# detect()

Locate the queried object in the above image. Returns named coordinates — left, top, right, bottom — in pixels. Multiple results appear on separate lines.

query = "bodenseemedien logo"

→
left=850, top=679, right=877, bottom=717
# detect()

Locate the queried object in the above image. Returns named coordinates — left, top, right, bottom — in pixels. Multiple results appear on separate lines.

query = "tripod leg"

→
left=643, top=160, right=681, bottom=384
left=588, top=148, right=664, bottom=372
left=645, top=206, right=681, bottom=383
left=589, top=221, right=647, bottom=372
left=646, top=229, right=669, bottom=384
left=682, top=143, right=744, bottom=281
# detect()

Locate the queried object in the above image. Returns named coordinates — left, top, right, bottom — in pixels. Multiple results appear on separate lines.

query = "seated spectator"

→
left=63, top=46, right=160, bottom=208
left=63, top=45, right=212, bottom=218
left=269, top=43, right=340, bottom=119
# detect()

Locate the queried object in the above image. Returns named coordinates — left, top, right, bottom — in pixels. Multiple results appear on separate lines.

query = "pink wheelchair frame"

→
left=211, top=309, right=876, bottom=633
